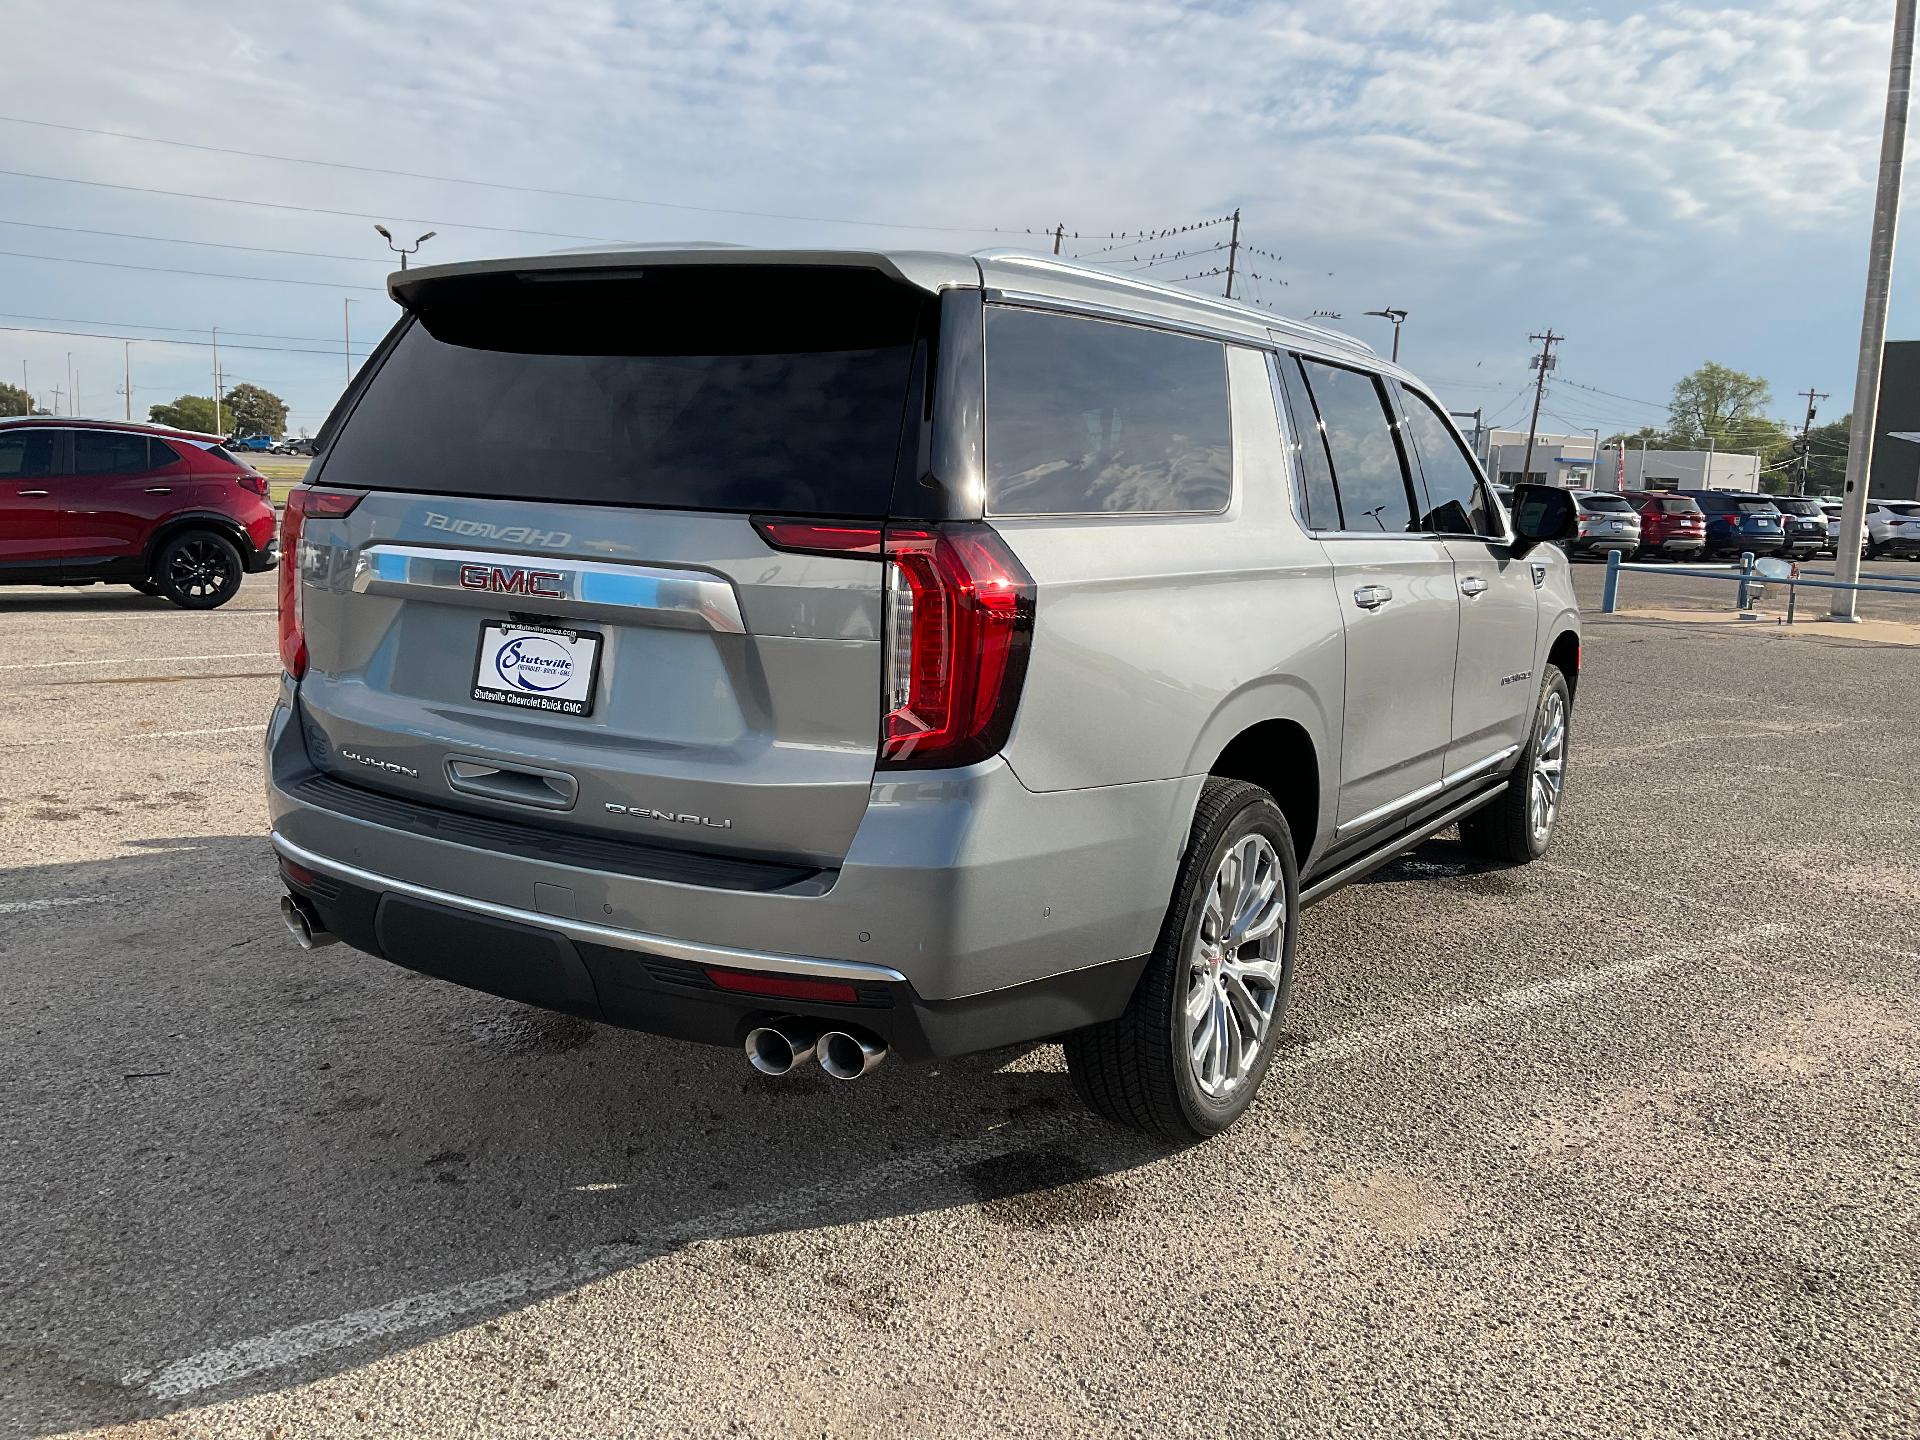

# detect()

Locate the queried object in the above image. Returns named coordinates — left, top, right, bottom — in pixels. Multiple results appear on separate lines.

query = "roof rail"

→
left=972, top=249, right=1376, bottom=357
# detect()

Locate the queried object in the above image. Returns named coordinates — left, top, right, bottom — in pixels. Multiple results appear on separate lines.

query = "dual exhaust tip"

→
left=745, top=1018, right=887, bottom=1081
left=279, top=892, right=337, bottom=951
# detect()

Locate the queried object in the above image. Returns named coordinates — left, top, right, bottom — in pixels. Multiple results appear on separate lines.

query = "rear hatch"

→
left=290, top=264, right=932, bottom=867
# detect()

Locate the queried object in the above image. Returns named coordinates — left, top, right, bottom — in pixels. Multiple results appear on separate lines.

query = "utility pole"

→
left=122, top=340, right=132, bottom=421
left=1450, top=408, right=1484, bottom=454
left=1518, top=330, right=1563, bottom=488
left=212, top=326, right=222, bottom=434
left=343, top=298, right=358, bottom=386
left=66, top=352, right=73, bottom=417
left=1052, top=224, right=1065, bottom=255
left=1836, top=0, right=1914, bottom=616
left=1223, top=208, right=1242, bottom=299
left=1794, top=388, right=1829, bottom=494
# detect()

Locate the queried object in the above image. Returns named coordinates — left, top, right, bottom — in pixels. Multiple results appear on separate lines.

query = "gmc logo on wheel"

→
left=458, top=564, right=564, bottom=598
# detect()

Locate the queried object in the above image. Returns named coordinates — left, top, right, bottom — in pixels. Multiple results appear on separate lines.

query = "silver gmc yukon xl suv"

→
left=266, top=248, right=1581, bottom=1139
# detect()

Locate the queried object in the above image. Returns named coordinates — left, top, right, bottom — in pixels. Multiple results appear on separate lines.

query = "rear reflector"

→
left=703, top=967, right=860, bottom=1004
left=279, top=858, right=320, bottom=888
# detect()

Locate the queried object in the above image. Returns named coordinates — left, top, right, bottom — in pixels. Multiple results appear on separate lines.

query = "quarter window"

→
left=1295, top=358, right=1415, bottom=533
left=1399, top=387, right=1498, bottom=537
left=984, top=308, right=1231, bottom=515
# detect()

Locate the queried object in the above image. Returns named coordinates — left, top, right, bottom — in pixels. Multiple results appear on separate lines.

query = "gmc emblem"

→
left=458, top=563, right=564, bottom=598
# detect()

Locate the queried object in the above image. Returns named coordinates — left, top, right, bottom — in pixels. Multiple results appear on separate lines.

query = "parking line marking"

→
left=0, top=724, right=268, bottom=749
left=0, top=897, right=100, bottom=914
left=0, top=652, right=276, bottom=671
left=122, top=919, right=1788, bottom=1403
left=1272, top=922, right=1785, bottom=1073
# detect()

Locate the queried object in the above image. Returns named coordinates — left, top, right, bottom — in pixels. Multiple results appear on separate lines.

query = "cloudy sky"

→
left=3, top=0, right=1907, bottom=441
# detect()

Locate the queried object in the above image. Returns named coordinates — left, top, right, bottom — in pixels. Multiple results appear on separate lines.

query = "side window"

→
left=148, top=438, right=181, bottom=468
left=0, top=431, right=56, bottom=478
left=1270, top=355, right=1342, bottom=530
left=73, top=431, right=152, bottom=475
left=1295, top=358, right=1415, bottom=533
left=984, top=307, right=1231, bottom=515
left=1399, top=386, right=1498, bottom=537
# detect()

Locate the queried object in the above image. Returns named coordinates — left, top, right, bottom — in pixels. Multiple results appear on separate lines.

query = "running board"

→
left=1300, top=779, right=1509, bottom=906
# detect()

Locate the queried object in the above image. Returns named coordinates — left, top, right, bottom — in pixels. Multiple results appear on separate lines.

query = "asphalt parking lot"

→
left=3, top=563, right=1918, bottom=1439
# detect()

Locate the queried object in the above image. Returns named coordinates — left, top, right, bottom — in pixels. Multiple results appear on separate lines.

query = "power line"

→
left=0, top=322, right=369, bottom=358
left=0, top=167, right=637, bottom=245
left=0, top=312, right=374, bottom=347
left=1553, top=376, right=1670, bottom=411
left=0, top=218, right=388, bottom=266
left=0, top=113, right=1015, bottom=236
left=0, top=248, right=385, bottom=292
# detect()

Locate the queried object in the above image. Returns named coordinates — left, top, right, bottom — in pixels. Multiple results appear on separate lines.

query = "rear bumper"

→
left=263, top=685, right=1192, bottom=1051
left=1873, top=535, right=1920, bottom=555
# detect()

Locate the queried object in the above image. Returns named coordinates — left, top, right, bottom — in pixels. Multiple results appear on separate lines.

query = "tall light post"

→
left=1833, top=0, right=1915, bottom=618
left=374, top=224, right=437, bottom=270
left=1364, top=307, right=1409, bottom=363
left=212, top=326, right=223, bottom=434
left=343, top=298, right=358, bottom=386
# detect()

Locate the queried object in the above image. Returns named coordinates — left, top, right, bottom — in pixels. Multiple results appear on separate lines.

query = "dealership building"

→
left=1481, top=429, right=1760, bottom=491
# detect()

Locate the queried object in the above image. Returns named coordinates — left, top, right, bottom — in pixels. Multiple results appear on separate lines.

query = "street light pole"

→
left=343, top=298, right=358, bottom=386
left=1364, top=308, right=1409, bottom=364
left=212, top=326, right=222, bottom=434
left=374, top=224, right=437, bottom=270
left=1833, top=0, right=1915, bottom=618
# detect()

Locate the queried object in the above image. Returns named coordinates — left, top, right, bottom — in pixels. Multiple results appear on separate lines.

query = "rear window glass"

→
left=1657, top=497, right=1702, bottom=513
left=323, top=267, right=923, bottom=516
left=984, top=308, right=1230, bottom=515
left=1736, top=499, right=1780, bottom=513
left=1886, top=502, right=1920, bottom=517
left=1580, top=494, right=1635, bottom=512
left=1774, top=498, right=1820, bottom=515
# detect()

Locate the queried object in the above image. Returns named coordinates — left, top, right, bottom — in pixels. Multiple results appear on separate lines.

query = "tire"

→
left=1460, top=665, right=1572, bottom=865
left=1063, top=777, right=1299, bottom=1140
left=155, top=530, right=244, bottom=610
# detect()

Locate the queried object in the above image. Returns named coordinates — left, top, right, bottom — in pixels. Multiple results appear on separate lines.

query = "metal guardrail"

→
left=1601, top=549, right=1920, bottom=618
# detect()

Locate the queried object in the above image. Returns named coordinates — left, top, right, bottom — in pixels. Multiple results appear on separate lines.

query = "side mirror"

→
left=1509, top=484, right=1578, bottom=558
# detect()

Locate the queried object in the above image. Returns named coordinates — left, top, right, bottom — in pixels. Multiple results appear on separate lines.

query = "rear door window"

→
left=984, top=308, right=1230, bottom=515
left=322, top=266, right=925, bottom=517
left=0, top=430, right=56, bottom=477
left=1396, top=385, right=1498, bottom=537
left=1270, top=354, right=1341, bottom=530
left=73, top=431, right=152, bottom=474
left=1295, top=358, right=1415, bottom=533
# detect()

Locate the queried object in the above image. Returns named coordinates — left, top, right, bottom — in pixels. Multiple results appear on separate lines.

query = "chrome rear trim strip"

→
left=1334, top=744, right=1521, bottom=840
left=350, top=545, right=746, bottom=634
left=270, top=831, right=907, bottom=984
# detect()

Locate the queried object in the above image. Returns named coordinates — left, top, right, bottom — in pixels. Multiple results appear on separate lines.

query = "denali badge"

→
left=339, top=747, right=419, bottom=778
left=458, top=563, right=564, bottom=598
left=1498, top=671, right=1533, bottom=688
left=423, top=512, right=574, bottom=548
left=605, top=802, right=732, bottom=830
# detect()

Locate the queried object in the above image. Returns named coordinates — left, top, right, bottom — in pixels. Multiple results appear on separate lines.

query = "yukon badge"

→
left=606, top=803, right=733, bottom=830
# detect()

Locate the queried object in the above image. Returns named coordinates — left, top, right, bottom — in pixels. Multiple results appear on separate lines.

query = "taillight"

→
left=754, top=518, right=1036, bottom=769
left=238, top=470, right=269, bottom=498
left=278, top=488, right=362, bottom=679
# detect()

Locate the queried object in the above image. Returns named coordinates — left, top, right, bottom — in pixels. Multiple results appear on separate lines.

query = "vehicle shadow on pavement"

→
left=0, top=835, right=1175, bottom=1436
left=0, top=591, right=176, bottom=615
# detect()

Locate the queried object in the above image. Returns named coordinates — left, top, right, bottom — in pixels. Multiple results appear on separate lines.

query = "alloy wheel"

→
left=166, top=538, right=235, bottom=602
left=1529, top=690, right=1568, bottom=845
left=1185, top=833, right=1287, bottom=1099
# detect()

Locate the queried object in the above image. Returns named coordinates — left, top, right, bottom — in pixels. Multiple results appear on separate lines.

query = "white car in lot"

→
left=1866, top=499, right=1920, bottom=560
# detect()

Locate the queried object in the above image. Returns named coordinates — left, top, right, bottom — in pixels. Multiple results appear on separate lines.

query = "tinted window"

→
left=149, top=438, right=180, bottom=467
left=1774, top=498, right=1820, bottom=516
left=1581, top=494, right=1635, bottom=513
left=324, top=267, right=923, bottom=516
left=1297, top=359, right=1413, bottom=533
left=984, top=308, right=1230, bottom=515
left=0, top=430, right=55, bottom=478
left=1887, top=502, right=1920, bottom=517
left=1735, top=499, right=1779, bottom=513
left=1657, top=497, right=1701, bottom=514
left=1271, top=355, right=1341, bottom=529
left=1400, top=387, right=1495, bottom=536
left=73, top=431, right=152, bottom=474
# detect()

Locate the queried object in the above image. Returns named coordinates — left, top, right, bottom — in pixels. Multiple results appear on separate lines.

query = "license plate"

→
left=472, top=621, right=602, bottom=717
left=1609, top=522, right=1630, bottom=532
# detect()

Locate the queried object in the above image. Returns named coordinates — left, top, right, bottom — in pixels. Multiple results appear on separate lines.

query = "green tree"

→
left=222, top=382, right=288, bottom=439
left=0, top=381, right=31, bottom=417
left=149, top=394, right=221, bottom=432
left=1667, top=362, right=1774, bottom=448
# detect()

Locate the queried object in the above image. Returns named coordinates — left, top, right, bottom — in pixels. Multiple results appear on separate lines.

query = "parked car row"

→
left=226, top=434, right=317, bottom=455
left=1490, top=485, right=1919, bottom=562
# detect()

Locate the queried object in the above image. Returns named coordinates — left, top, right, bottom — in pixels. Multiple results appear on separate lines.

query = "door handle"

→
left=144, top=486, right=173, bottom=494
left=18, top=489, right=49, bottom=497
left=1352, top=584, right=1392, bottom=610
left=1459, top=576, right=1489, bottom=598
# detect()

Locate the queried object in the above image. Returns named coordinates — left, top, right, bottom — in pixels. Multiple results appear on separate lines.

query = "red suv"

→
left=1624, top=490, right=1707, bottom=560
left=0, top=418, right=278, bottom=608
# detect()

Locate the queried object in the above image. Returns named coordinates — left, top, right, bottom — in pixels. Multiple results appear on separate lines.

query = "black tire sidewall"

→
left=157, top=531, right=243, bottom=610
left=1164, top=790, right=1299, bottom=1136
left=1521, top=668, right=1573, bottom=859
